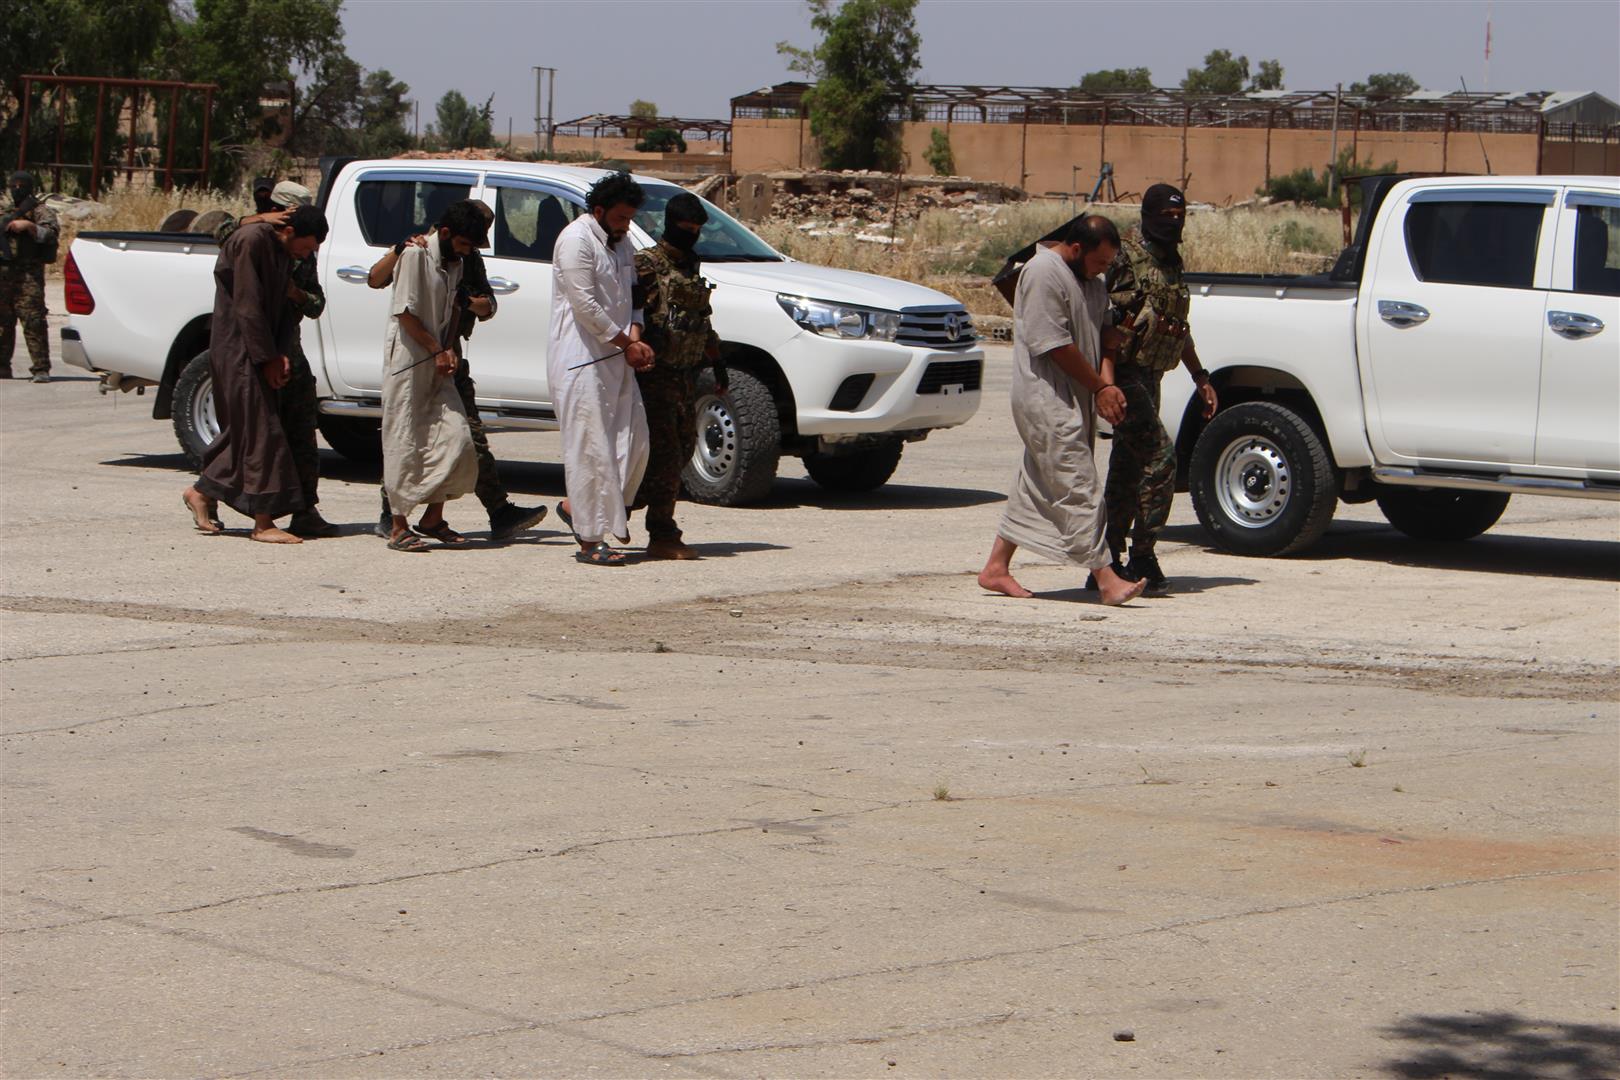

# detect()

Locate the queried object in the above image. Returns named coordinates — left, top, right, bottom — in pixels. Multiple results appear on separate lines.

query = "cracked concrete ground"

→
left=2, top=309, right=1617, bottom=1078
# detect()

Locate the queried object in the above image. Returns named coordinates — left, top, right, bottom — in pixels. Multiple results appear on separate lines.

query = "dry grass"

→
left=47, top=181, right=243, bottom=274
left=756, top=200, right=1347, bottom=315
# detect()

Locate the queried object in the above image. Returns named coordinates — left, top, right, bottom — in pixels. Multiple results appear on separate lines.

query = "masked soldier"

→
left=1097, top=183, right=1217, bottom=593
left=631, top=192, right=726, bottom=560
left=1, top=171, right=60, bottom=382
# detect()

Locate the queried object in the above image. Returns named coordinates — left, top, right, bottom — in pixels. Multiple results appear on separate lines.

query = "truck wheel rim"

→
left=195, top=375, right=221, bottom=445
left=691, top=394, right=736, bottom=484
left=1214, top=434, right=1291, bottom=528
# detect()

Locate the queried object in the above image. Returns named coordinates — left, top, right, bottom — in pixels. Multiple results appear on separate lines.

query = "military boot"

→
left=488, top=502, right=548, bottom=541
left=1125, top=551, right=1169, bottom=594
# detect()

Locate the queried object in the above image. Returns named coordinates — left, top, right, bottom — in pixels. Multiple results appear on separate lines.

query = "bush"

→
left=1260, top=148, right=1399, bottom=208
left=924, top=127, right=955, bottom=176
left=636, top=128, right=687, bottom=153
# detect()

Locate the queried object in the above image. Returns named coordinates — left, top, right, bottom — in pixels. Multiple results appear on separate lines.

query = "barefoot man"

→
left=182, top=205, right=328, bottom=543
left=978, top=215, right=1145, bottom=606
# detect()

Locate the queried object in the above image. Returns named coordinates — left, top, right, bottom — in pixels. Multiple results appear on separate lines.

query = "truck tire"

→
left=1189, top=401, right=1337, bottom=556
left=172, top=351, right=219, bottom=469
left=1375, top=488, right=1510, bottom=541
left=682, top=368, right=781, bottom=506
left=316, top=414, right=383, bottom=464
left=803, top=438, right=904, bottom=493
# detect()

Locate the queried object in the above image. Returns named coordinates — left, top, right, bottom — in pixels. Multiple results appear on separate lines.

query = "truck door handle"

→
left=486, top=276, right=520, bottom=295
left=1548, top=310, right=1605, bottom=339
left=336, top=266, right=371, bottom=283
left=1377, top=300, right=1430, bottom=328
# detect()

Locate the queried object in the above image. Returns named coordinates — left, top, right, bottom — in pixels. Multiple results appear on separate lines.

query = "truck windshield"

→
left=635, top=184, right=783, bottom=262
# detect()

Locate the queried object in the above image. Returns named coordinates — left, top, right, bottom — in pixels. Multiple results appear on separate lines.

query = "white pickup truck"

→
left=60, top=159, right=984, bottom=504
left=1149, top=174, right=1619, bottom=554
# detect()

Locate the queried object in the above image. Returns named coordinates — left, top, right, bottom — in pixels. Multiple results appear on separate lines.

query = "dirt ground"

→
left=2, top=303, right=1617, bottom=1078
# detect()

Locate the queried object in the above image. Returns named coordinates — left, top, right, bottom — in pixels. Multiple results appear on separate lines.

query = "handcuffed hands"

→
left=261, top=355, right=291, bottom=389
left=433, top=348, right=457, bottom=376
left=626, top=341, right=655, bottom=371
left=1096, top=385, right=1128, bottom=425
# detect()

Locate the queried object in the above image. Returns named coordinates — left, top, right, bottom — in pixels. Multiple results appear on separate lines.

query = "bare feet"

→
left=1094, top=565, right=1146, bottom=607
left=182, top=487, right=222, bottom=534
left=250, top=526, right=303, bottom=544
left=977, top=568, right=1034, bottom=598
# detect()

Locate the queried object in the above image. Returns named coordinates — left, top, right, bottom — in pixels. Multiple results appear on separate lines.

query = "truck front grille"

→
left=897, top=309, right=976, bottom=349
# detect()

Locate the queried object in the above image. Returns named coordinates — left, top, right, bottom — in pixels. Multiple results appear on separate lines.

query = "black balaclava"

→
left=1140, top=183, right=1186, bottom=248
left=9, top=171, right=35, bottom=207
left=662, top=192, right=708, bottom=254
left=252, top=177, right=276, bottom=215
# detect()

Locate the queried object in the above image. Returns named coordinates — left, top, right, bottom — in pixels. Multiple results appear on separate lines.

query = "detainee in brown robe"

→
left=183, top=207, right=328, bottom=543
left=978, top=215, right=1146, bottom=607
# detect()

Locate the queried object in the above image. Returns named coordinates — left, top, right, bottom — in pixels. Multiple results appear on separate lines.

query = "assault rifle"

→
left=0, top=192, right=40, bottom=263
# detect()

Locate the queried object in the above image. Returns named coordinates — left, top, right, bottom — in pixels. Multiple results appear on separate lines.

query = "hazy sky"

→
left=340, top=0, right=1620, bottom=137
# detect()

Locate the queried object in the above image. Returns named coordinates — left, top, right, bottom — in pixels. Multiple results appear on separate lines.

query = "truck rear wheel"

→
left=316, top=414, right=383, bottom=463
left=682, top=368, right=780, bottom=506
left=172, top=351, right=218, bottom=469
left=1375, top=488, right=1510, bottom=541
left=802, top=438, right=905, bottom=493
left=1190, top=401, right=1337, bottom=556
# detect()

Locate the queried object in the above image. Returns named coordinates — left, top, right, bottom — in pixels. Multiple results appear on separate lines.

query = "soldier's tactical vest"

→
left=643, top=248, right=715, bottom=370
left=1119, top=236, right=1191, bottom=374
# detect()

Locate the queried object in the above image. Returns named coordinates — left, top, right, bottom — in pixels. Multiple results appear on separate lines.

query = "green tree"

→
left=777, top=0, right=921, bottom=172
left=629, top=99, right=659, bottom=120
left=924, top=127, right=955, bottom=175
left=1078, top=67, right=1154, bottom=93
left=636, top=128, right=686, bottom=153
left=1181, top=48, right=1283, bottom=94
left=431, top=90, right=495, bottom=150
left=1349, top=72, right=1420, bottom=98
left=1251, top=59, right=1284, bottom=91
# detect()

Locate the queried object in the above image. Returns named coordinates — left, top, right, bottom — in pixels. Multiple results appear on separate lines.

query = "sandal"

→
left=414, top=520, right=470, bottom=546
left=556, top=502, right=631, bottom=546
left=574, top=541, right=625, bottom=566
left=387, top=531, right=432, bottom=552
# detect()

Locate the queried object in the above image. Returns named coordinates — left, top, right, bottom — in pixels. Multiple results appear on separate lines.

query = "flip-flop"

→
left=556, top=501, right=579, bottom=542
left=574, top=541, right=625, bottom=566
left=414, top=520, right=470, bottom=546
left=387, top=532, right=432, bottom=552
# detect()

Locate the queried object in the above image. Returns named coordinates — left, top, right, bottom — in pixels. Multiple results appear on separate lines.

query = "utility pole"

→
left=1327, top=83, right=1342, bottom=200
left=534, top=66, right=557, bottom=153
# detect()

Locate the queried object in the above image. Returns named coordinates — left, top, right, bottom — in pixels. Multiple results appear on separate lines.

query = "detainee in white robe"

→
left=997, top=244, right=1114, bottom=568
left=547, top=212, right=649, bottom=545
left=381, top=232, right=478, bottom=520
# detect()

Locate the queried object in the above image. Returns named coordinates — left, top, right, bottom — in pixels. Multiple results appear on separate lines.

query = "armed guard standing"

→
left=631, top=192, right=726, bottom=561
left=1099, top=184, right=1217, bottom=592
left=1, top=171, right=60, bottom=382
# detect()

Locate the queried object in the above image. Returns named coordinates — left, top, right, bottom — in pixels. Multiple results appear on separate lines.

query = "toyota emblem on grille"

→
left=943, top=312, right=961, bottom=342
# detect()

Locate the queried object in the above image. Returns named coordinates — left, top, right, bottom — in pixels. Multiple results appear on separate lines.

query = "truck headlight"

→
left=778, top=295, right=901, bottom=342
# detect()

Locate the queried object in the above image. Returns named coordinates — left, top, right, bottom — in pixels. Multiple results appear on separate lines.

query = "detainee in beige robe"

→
left=381, top=231, right=478, bottom=544
left=978, top=221, right=1145, bottom=606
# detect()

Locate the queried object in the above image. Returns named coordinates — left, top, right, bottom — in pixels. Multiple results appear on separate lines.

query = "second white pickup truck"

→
left=61, top=159, right=985, bottom=504
left=1141, top=173, right=1618, bottom=554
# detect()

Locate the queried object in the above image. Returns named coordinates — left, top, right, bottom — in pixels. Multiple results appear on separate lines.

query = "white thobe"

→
left=997, top=245, right=1112, bottom=570
left=381, top=233, right=478, bottom=519
left=547, top=214, right=649, bottom=544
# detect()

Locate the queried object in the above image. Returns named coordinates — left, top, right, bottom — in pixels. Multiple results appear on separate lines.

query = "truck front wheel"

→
left=1189, top=401, right=1337, bottom=556
left=1375, top=488, right=1510, bottom=541
left=316, top=414, right=383, bottom=463
left=172, top=351, right=219, bottom=469
left=682, top=368, right=781, bottom=506
left=802, top=438, right=904, bottom=493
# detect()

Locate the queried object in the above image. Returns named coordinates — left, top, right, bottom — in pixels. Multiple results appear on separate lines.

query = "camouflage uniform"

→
left=282, top=253, right=325, bottom=509
left=1103, top=230, right=1192, bottom=563
left=0, top=192, right=58, bottom=379
left=630, top=238, right=723, bottom=543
